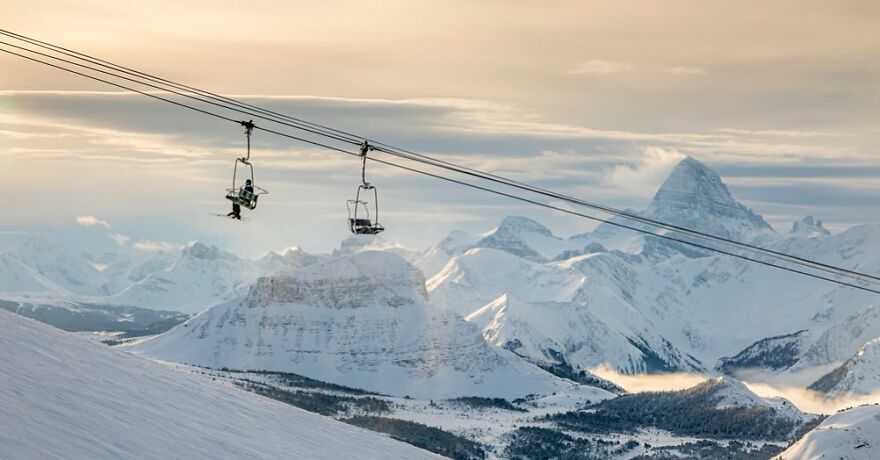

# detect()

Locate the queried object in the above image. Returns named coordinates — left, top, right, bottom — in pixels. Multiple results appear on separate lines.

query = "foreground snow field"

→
left=776, top=404, right=880, bottom=460
left=0, top=310, right=438, bottom=460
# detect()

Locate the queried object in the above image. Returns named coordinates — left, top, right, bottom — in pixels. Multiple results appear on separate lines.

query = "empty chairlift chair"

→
left=347, top=141, right=385, bottom=235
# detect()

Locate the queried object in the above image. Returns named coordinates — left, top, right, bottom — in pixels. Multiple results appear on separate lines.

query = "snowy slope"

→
left=131, top=251, right=608, bottom=400
left=809, top=337, right=880, bottom=397
left=0, top=309, right=438, bottom=460
left=776, top=405, right=879, bottom=460
left=0, top=253, right=58, bottom=293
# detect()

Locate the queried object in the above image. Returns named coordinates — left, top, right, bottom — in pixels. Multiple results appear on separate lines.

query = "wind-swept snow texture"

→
left=776, top=404, right=880, bottom=460
left=0, top=309, right=438, bottom=460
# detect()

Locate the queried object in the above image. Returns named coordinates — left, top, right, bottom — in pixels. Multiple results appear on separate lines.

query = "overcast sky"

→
left=0, top=1, right=878, bottom=257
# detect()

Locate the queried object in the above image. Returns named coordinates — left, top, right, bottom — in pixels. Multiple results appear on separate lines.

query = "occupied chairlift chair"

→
left=347, top=141, right=385, bottom=235
left=225, top=120, right=268, bottom=210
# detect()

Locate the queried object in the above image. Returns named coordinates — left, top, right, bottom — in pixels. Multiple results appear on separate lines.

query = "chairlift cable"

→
left=5, top=29, right=877, bottom=285
left=2, top=38, right=879, bottom=290
left=0, top=28, right=365, bottom=146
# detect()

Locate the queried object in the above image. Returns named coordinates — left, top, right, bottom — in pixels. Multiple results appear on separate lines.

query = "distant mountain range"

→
left=5, top=155, right=880, bottom=398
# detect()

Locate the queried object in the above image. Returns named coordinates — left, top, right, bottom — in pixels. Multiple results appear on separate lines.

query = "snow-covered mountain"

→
left=0, top=309, right=438, bottom=459
left=704, top=377, right=810, bottom=425
left=0, top=239, right=327, bottom=315
left=105, top=242, right=257, bottom=312
left=776, top=404, right=879, bottom=460
left=809, top=337, right=880, bottom=397
left=131, top=251, right=608, bottom=400
left=6, top=237, right=111, bottom=295
left=576, top=156, right=774, bottom=253
left=642, top=156, right=774, bottom=241
left=7, top=155, right=880, bottom=387
left=419, top=156, right=880, bottom=378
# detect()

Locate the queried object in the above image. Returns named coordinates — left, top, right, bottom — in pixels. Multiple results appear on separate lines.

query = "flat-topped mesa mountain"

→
left=131, top=251, right=607, bottom=400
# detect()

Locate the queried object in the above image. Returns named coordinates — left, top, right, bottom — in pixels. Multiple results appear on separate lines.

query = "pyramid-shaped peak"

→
left=645, top=156, right=773, bottom=240
left=653, top=157, right=735, bottom=207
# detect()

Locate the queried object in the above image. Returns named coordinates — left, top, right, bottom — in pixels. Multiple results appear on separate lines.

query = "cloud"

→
left=76, top=215, right=110, bottom=228
left=132, top=240, right=179, bottom=251
left=107, top=233, right=130, bottom=246
left=603, top=147, right=687, bottom=195
left=743, top=381, right=880, bottom=415
left=591, top=365, right=708, bottom=392
left=2, top=90, right=879, bottom=253
left=592, top=365, right=880, bottom=415
left=568, top=60, right=635, bottom=75
left=664, top=66, right=708, bottom=76
left=717, top=128, right=844, bottom=138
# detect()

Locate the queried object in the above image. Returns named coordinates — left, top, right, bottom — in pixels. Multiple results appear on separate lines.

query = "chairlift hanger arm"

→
left=360, top=140, right=373, bottom=186
left=241, top=119, right=255, bottom=162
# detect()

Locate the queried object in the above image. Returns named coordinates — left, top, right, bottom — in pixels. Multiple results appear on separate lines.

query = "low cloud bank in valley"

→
left=591, top=365, right=880, bottom=415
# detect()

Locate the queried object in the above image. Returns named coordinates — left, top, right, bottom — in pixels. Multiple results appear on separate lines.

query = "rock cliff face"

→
left=132, top=251, right=600, bottom=400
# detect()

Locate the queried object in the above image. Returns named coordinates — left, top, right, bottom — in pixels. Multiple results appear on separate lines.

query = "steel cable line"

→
left=0, top=39, right=360, bottom=147
left=0, top=48, right=361, bottom=157
left=0, top=28, right=365, bottom=145
left=371, top=144, right=880, bottom=285
left=3, top=30, right=876, bottom=286
left=2, top=41, right=879, bottom=291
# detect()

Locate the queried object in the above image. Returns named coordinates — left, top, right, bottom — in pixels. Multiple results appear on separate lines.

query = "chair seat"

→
left=226, top=191, right=258, bottom=210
